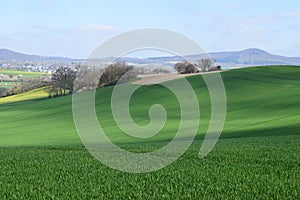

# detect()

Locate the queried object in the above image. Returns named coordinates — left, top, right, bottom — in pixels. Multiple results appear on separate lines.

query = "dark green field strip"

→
left=0, top=136, right=299, bottom=199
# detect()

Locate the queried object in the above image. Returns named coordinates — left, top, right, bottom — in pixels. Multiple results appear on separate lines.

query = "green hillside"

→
left=0, top=65, right=299, bottom=146
left=0, top=87, right=49, bottom=104
left=0, top=66, right=299, bottom=199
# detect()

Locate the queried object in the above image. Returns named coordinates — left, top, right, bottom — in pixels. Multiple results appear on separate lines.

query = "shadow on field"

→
left=219, top=123, right=300, bottom=139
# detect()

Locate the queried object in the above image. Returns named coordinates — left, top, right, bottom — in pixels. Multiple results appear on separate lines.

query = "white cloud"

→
left=77, top=24, right=116, bottom=32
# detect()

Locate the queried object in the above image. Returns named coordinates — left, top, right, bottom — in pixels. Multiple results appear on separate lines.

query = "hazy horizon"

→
left=2, top=47, right=299, bottom=60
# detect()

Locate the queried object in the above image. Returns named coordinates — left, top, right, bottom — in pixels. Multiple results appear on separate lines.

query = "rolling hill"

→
left=0, top=65, right=299, bottom=199
left=0, top=65, right=299, bottom=145
left=0, top=49, right=73, bottom=62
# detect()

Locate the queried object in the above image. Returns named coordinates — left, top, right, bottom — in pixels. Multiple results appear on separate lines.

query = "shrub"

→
left=99, top=62, right=136, bottom=87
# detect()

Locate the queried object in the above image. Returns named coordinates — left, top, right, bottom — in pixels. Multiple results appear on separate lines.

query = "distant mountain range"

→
left=1, top=48, right=300, bottom=68
left=0, top=49, right=73, bottom=63
left=207, top=48, right=300, bottom=68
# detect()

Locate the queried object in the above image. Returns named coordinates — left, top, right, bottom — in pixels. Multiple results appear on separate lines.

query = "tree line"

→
left=48, top=61, right=136, bottom=98
left=0, top=78, right=49, bottom=98
left=174, top=58, right=221, bottom=74
left=1, top=59, right=219, bottom=99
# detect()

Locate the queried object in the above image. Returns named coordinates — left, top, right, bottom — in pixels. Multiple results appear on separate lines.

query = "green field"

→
left=0, top=69, right=49, bottom=90
left=0, top=69, right=48, bottom=78
left=0, top=87, right=49, bottom=104
left=0, top=66, right=299, bottom=198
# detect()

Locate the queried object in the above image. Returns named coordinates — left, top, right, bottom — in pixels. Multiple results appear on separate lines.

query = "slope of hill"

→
left=0, top=87, right=48, bottom=104
left=0, top=65, right=299, bottom=199
left=0, top=65, right=299, bottom=145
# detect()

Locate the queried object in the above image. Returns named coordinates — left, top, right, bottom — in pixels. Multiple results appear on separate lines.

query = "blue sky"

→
left=1, top=0, right=299, bottom=58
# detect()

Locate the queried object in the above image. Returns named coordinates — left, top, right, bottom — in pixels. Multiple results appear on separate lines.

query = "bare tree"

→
left=197, top=58, right=214, bottom=71
left=152, top=67, right=171, bottom=74
left=49, top=67, right=76, bottom=97
left=174, top=62, right=185, bottom=74
left=74, top=66, right=103, bottom=93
